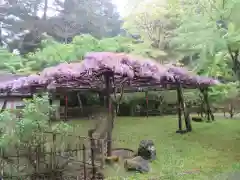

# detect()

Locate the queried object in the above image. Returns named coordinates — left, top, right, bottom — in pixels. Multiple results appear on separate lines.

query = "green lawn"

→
left=67, top=116, right=240, bottom=179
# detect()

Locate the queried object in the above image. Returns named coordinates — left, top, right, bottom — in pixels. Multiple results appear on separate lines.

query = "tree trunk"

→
left=178, top=83, right=192, bottom=132
left=228, top=47, right=240, bottom=81
left=229, top=103, right=234, bottom=118
left=200, top=98, right=204, bottom=117
left=0, top=23, right=2, bottom=46
left=43, top=0, right=48, bottom=20
left=201, top=88, right=214, bottom=121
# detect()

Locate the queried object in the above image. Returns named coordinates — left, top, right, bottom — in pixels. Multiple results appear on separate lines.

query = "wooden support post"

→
left=201, top=88, right=214, bottom=121
left=98, top=92, right=105, bottom=106
left=48, top=93, right=53, bottom=123
left=104, top=74, right=113, bottom=157
left=54, top=94, right=61, bottom=121
left=100, top=139, right=105, bottom=168
left=176, top=86, right=183, bottom=133
left=145, top=91, right=149, bottom=118
left=0, top=99, right=7, bottom=113
left=229, top=103, right=234, bottom=118
left=10, top=100, right=14, bottom=111
left=82, top=144, right=87, bottom=180
left=0, top=149, right=4, bottom=179
left=51, top=133, right=56, bottom=179
left=64, top=94, right=68, bottom=121
left=88, top=129, right=96, bottom=154
left=77, top=92, right=83, bottom=114
left=91, top=146, right=96, bottom=179
left=200, top=101, right=204, bottom=117
left=178, top=83, right=192, bottom=132
left=0, top=92, right=9, bottom=112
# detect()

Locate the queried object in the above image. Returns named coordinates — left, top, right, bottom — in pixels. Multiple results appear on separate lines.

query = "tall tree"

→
left=169, top=0, right=240, bottom=81
left=52, top=0, right=122, bottom=40
left=0, top=0, right=43, bottom=40
left=0, top=0, right=48, bottom=54
left=123, top=0, right=178, bottom=62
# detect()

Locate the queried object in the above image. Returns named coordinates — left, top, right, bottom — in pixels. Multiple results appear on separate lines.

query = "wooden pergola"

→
left=0, top=52, right=218, bottom=156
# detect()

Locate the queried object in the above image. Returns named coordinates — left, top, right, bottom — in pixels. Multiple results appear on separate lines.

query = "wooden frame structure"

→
left=0, top=52, right=218, bottom=157
left=49, top=80, right=214, bottom=156
left=0, top=82, right=215, bottom=157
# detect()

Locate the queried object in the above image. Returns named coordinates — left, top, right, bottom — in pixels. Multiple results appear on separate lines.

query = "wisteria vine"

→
left=0, top=52, right=219, bottom=93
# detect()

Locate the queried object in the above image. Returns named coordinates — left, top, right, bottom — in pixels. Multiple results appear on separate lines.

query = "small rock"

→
left=124, top=156, right=150, bottom=173
left=137, top=140, right=156, bottom=161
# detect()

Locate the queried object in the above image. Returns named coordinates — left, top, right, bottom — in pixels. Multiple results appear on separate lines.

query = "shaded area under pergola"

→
left=0, top=52, right=219, bottom=156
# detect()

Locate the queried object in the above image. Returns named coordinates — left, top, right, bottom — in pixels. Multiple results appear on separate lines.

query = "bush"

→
left=0, top=93, right=73, bottom=178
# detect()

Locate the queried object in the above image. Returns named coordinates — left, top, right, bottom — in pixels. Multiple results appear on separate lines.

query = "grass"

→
left=67, top=115, right=240, bottom=179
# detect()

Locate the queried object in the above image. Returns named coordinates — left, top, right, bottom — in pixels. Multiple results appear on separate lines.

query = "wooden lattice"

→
left=0, top=131, right=103, bottom=180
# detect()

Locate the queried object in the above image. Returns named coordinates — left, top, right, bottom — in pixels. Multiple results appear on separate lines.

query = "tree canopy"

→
left=123, top=0, right=178, bottom=62
left=166, top=0, right=240, bottom=102
left=0, top=34, right=169, bottom=73
left=169, top=0, right=240, bottom=80
left=0, top=0, right=239, bottom=105
left=0, top=0, right=123, bottom=54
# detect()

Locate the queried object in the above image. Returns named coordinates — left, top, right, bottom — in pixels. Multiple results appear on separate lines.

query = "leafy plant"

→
left=0, top=48, right=27, bottom=73
left=0, top=34, right=163, bottom=73
left=209, top=82, right=239, bottom=102
left=0, top=93, right=73, bottom=178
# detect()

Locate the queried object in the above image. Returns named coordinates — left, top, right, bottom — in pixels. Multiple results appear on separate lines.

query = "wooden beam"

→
left=176, top=86, right=182, bottom=133
left=52, top=84, right=206, bottom=94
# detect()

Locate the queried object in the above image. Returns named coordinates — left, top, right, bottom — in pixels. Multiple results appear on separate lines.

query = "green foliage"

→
left=169, top=0, right=240, bottom=79
left=195, top=52, right=233, bottom=79
left=52, top=121, right=74, bottom=134
left=26, top=43, right=76, bottom=71
left=0, top=94, right=73, bottom=177
left=98, top=36, right=133, bottom=52
left=0, top=94, right=72, bottom=150
left=232, top=162, right=240, bottom=170
left=119, top=92, right=160, bottom=104
left=167, top=0, right=240, bottom=105
left=209, top=82, right=239, bottom=103
left=183, top=90, right=201, bottom=105
left=123, top=0, right=169, bottom=43
left=0, top=48, right=27, bottom=73
left=0, top=34, right=167, bottom=73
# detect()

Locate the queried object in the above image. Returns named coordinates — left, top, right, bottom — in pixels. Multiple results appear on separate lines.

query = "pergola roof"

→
left=0, top=52, right=219, bottom=93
